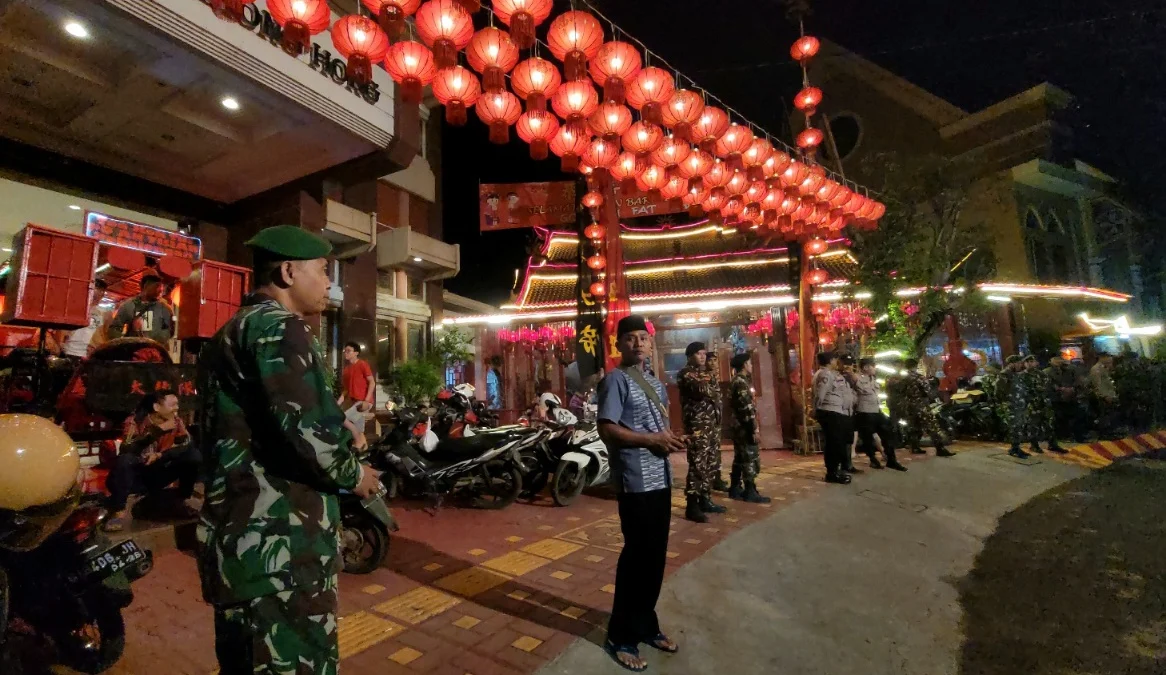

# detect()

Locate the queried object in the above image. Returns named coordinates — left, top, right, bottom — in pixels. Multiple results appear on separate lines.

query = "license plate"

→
left=87, top=540, right=147, bottom=580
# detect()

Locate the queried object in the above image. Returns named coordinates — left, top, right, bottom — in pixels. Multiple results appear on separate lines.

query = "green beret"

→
left=1005, top=355, right=1023, bottom=365
left=245, top=225, right=332, bottom=261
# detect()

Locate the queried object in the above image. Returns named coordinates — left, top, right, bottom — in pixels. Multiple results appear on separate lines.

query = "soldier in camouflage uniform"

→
left=727, top=353, right=771, bottom=503
left=679, top=342, right=727, bottom=523
left=1022, top=356, right=1067, bottom=454
left=706, top=352, right=730, bottom=492
left=900, top=359, right=954, bottom=457
left=197, top=226, right=382, bottom=675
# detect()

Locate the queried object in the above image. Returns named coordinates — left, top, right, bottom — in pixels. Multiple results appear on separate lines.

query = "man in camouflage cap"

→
left=678, top=342, right=726, bottom=523
left=728, top=352, right=771, bottom=503
left=197, top=225, right=382, bottom=674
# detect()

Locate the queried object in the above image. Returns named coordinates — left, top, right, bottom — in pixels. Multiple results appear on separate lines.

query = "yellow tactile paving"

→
left=550, top=570, right=573, bottom=580
left=521, top=538, right=583, bottom=560
left=507, top=589, right=530, bottom=601
left=389, top=647, right=423, bottom=665
left=453, top=614, right=481, bottom=629
left=336, top=612, right=405, bottom=659
left=481, top=551, right=553, bottom=576
left=1099, top=440, right=1128, bottom=457
left=1074, top=447, right=1114, bottom=467
left=1121, top=438, right=1144, bottom=454
left=561, top=606, right=587, bottom=619
left=434, top=566, right=512, bottom=596
left=361, top=584, right=385, bottom=595
left=467, top=548, right=488, bottom=556
left=601, top=584, right=615, bottom=593
left=506, top=536, right=524, bottom=543
left=512, top=636, right=543, bottom=652
left=373, top=586, right=461, bottom=625
left=423, top=562, right=444, bottom=572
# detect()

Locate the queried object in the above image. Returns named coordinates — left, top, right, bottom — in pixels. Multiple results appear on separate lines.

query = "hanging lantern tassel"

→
left=455, top=0, right=480, bottom=11
left=280, top=19, right=312, bottom=56
left=444, top=102, right=467, bottom=126
left=375, top=4, right=408, bottom=39
left=510, top=11, right=536, bottom=49
left=210, top=0, right=252, bottom=22
left=346, top=54, right=374, bottom=86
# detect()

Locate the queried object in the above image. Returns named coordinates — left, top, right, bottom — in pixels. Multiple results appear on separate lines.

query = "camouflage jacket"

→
left=885, top=374, right=906, bottom=418
left=678, top=364, right=719, bottom=435
left=728, top=373, right=757, bottom=443
left=901, top=373, right=933, bottom=413
left=196, top=294, right=362, bottom=606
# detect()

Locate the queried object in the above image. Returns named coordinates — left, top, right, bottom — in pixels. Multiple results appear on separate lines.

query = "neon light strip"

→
left=979, top=283, right=1129, bottom=302
left=533, top=245, right=793, bottom=270
left=503, top=284, right=796, bottom=311
left=85, top=211, right=202, bottom=258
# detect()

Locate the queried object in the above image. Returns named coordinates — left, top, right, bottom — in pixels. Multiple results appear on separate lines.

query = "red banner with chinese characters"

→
left=479, top=182, right=576, bottom=231
left=599, top=175, right=630, bottom=369
left=85, top=212, right=201, bottom=259
left=613, top=183, right=686, bottom=219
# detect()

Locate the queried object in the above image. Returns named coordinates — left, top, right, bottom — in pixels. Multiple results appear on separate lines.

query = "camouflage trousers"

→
left=902, top=410, right=944, bottom=450
left=684, top=426, right=720, bottom=497
left=731, top=440, right=760, bottom=485
left=214, top=582, right=339, bottom=675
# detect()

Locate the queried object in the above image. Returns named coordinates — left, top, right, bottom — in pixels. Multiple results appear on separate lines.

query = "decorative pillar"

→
left=797, top=249, right=813, bottom=453
left=1077, top=196, right=1103, bottom=287
left=770, top=308, right=795, bottom=446
left=598, top=172, right=630, bottom=370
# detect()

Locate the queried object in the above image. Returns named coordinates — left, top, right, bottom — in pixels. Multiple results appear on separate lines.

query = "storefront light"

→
left=985, top=295, right=1012, bottom=303
left=874, top=364, right=897, bottom=374
left=221, top=96, right=241, bottom=111
left=68, top=205, right=82, bottom=211
left=64, top=21, right=89, bottom=39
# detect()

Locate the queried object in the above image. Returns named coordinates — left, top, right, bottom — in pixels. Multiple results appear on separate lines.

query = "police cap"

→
left=245, top=225, right=333, bottom=261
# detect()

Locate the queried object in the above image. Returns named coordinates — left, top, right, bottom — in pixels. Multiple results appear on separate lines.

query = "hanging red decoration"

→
left=361, top=0, right=421, bottom=40
left=515, top=110, right=559, bottom=160
left=465, top=27, right=519, bottom=91
left=587, top=254, right=606, bottom=270
left=714, top=123, right=754, bottom=172
left=475, top=90, right=522, bottom=144
left=765, top=150, right=792, bottom=182
left=685, top=186, right=710, bottom=216
left=703, top=160, right=731, bottom=194
left=635, top=164, right=669, bottom=194
left=660, top=175, right=689, bottom=202
left=610, top=151, right=645, bottom=192
left=797, top=127, right=825, bottom=151
left=551, top=80, right=599, bottom=134
left=510, top=57, right=561, bottom=113
left=791, top=35, right=820, bottom=63
left=742, top=137, right=773, bottom=181
left=804, top=238, right=828, bottom=255
left=725, top=171, right=749, bottom=197
left=798, top=170, right=826, bottom=198
left=384, top=40, right=437, bottom=103
left=549, top=126, right=591, bottom=172
left=702, top=190, right=728, bottom=217
left=582, top=191, right=605, bottom=208
left=210, top=0, right=255, bottom=23
left=584, top=223, right=605, bottom=240
left=722, top=197, right=744, bottom=220
left=590, top=41, right=642, bottom=104
left=547, top=11, right=604, bottom=81
left=431, top=66, right=481, bottom=125
left=589, top=102, right=633, bottom=139
left=491, top=0, right=553, bottom=49
left=661, top=89, right=705, bottom=141
left=746, top=179, right=767, bottom=205
left=625, top=67, right=675, bottom=125
left=266, top=0, right=331, bottom=56
left=621, top=121, right=664, bottom=158
left=454, top=0, right=480, bottom=11
left=590, top=281, right=607, bottom=299
left=330, top=15, right=390, bottom=86
left=806, top=269, right=829, bottom=285
left=815, top=179, right=842, bottom=204
left=794, top=86, right=823, bottom=116
left=582, top=138, right=619, bottom=170
left=651, top=136, right=692, bottom=178
left=677, top=149, right=713, bottom=182
left=691, top=106, right=730, bottom=153
left=780, top=160, right=810, bottom=189
left=414, top=0, right=473, bottom=69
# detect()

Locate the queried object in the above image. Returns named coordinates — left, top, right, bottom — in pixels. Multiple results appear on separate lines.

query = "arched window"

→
left=827, top=114, right=863, bottom=161
left=1025, top=209, right=1043, bottom=230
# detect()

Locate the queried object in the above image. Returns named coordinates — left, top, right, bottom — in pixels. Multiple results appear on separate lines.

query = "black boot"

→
left=910, top=447, right=926, bottom=455
left=712, top=475, right=731, bottom=492
left=685, top=496, right=709, bottom=523
left=1008, top=445, right=1031, bottom=459
left=740, top=482, right=772, bottom=504
left=935, top=446, right=955, bottom=458
left=825, top=471, right=852, bottom=485
left=700, top=493, right=727, bottom=513
left=1048, top=442, right=1068, bottom=454
left=728, top=466, right=744, bottom=499
left=869, top=455, right=884, bottom=470
left=1029, top=443, right=1044, bottom=454
left=885, top=449, right=908, bottom=471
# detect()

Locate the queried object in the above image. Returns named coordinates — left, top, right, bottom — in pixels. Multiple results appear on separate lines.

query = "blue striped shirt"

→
left=597, top=368, right=673, bottom=493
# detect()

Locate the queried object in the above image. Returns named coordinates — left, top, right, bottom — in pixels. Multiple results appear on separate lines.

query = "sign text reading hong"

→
left=200, top=0, right=381, bottom=105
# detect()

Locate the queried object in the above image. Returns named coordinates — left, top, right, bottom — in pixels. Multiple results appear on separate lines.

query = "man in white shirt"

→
left=59, top=280, right=108, bottom=360
left=813, top=351, right=853, bottom=485
left=853, top=358, right=907, bottom=471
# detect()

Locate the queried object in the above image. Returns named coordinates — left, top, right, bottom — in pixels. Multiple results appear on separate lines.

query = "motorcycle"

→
left=548, top=413, right=610, bottom=507
left=1, top=490, right=153, bottom=673
left=513, top=395, right=579, bottom=500
left=942, top=388, right=1000, bottom=441
left=338, top=472, right=398, bottom=576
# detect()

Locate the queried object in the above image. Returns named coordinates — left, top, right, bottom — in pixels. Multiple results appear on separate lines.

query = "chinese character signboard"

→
left=613, top=184, right=686, bottom=219
left=572, top=179, right=604, bottom=380
left=85, top=212, right=202, bottom=260
left=83, top=362, right=198, bottom=411
left=480, top=182, right=576, bottom=231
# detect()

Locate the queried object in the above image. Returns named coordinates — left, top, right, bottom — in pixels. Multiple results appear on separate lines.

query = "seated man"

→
left=104, top=392, right=200, bottom=531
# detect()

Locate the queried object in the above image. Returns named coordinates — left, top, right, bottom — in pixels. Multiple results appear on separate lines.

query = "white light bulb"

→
left=608, top=113, right=618, bottom=123
left=440, top=15, right=453, bottom=30
left=674, top=100, right=684, bottom=110
left=644, top=80, right=654, bottom=90
left=64, top=21, right=89, bottom=39
left=354, top=29, right=367, bottom=44
left=452, top=76, right=463, bottom=88
left=701, top=115, right=710, bottom=124
left=532, top=70, right=544, bottom=84
left=569, top=92, right=582, bottom=106
left=405, top=55, right=418, bottom=67
left=292, top=0, right=307, bottom=15
left=568, top=30, right=579, bottom=42
left=531, top=117, right=541, bottom=128
left=488, top=45, right=499, bottom=58
left=727, top=132, right=736, bottom=142
left=611, top=57, right=623, bottom=69
left=638, top=130, right=647, bottom=141
left=221, top=96, right=240, bottom=111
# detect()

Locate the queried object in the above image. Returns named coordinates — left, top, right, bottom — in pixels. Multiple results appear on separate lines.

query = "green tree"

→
left=387, top=360, right=443, bottom=405
left=429, top=326, right=472, bottom=368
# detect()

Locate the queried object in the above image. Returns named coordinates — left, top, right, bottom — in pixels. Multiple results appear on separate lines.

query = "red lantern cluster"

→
left=361, top=0, right=421, bottom=40
left=415, top=0, right=474, bottom=69
left=492, top=0, right=554, bottom=50
left=330, top=15, right=390, bottom=85
left=465, top=27, right=518, bottom=91
left=267, top=0, right=331, bottom=56
left=431, top=65, right=481, bottom=125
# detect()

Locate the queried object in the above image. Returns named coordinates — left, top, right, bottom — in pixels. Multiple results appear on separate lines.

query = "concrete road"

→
left=538, top=447, right=1087, bottom=675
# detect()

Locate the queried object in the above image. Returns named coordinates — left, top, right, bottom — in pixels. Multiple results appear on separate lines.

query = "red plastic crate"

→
left=2, top=224, right=99, bottom=329
left=177, top=259, right=251, bottom=339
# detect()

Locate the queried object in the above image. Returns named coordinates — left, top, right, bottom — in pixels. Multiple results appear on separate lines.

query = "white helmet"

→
left=452, top=383, right=476, bottom=399
left=539, top=392, right=563, bottom=410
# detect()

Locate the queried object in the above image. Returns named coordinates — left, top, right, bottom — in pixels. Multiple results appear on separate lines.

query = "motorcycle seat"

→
left=428, top=433, right=519, bottom=462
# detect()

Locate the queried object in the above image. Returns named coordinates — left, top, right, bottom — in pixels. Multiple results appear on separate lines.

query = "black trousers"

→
left=855, top=411, right=898, bottom=461
left=608, top=488, right=671, bottom=646
left=817, top=410, right=854, bottom=477
left=107, top=446, right=200, bottom=511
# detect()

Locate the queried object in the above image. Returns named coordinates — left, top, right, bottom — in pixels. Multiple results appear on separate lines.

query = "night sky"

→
left=442, top=0, right=1166, bottom=307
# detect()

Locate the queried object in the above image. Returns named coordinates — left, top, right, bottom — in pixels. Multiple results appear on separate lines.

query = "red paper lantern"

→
left=465, top=27, right=519, bottom=91
left=590, top=281, right=607, bottom=299
left=582, top=191, right=605, bottom=208
left=587, top=254, right=606, bottom=270
left=798, top=171, right=826, bottom=197
left=584, top=223, right=605, bottom=240
left=549, top=126, right=591, bottom=172
left=702, top=190, right=727, bottom=215
left=726, top=171, right=748, bottom=197
left=722, top=197, right=744, bottom=220
left=816, top=180, right=842, bottom=205
left=794, top=86, right=823, bottom=116
left=635, top=164, right=668, bottom=194
left=797, top=127, right=825, bottom=151
left=330, top=15, right=390, bottom=86
left=210, top=0, right=255, bottom=23
left=516, top=110, right=559, bottom=160
left=746, top=180, right=768, bottom=204
left=431, top=66, right=481, bottom=125
left=589, top=102, right=633, bottom=139
left=266, top=0, right=331, bottom=56
left=868, top=201, right=886, bottom=221
left=661, top=89, right=705, bottom=141
left=361, top=0, right=421, bottom=40
left=691, top=106, right=730, bottom=153
left=582, top=138, right=619, bottom=170
left=625, top=67, right=675, bottom=125
left=547, top=11, right=604, bottom=81
left=610, top=151, right=645, bottom=192
left=743, top=137, right=773, bottom=180
left=804, top=238, right=828, bottom=255
left=791, top=35, right=820, bottom=63
left=414, top=0, right=473, bottom=69
left=651, top=136, right=692, bottom=177
left=685, top=186, right=710, bottom=216
left=455, top=0, right=480, bottom=11
left=780, top=160, right=810, bottom=188
left=677, top=149, right=714, bottom=182
left=384, top=40, right=437, bottom=103
left=491, top=0, right=553, bottom=49
left=703, top=160, right=731, bottom=191
left=590, top=41, right=642, bottom=104
left=511, top=57, right=561, bottom=112
left=475, top=90, right=522, bottom=144
left=714, top=123, right=754, bottom=171
left=806, top=269, right=829, bottom=285
left=552, top=80, right=599, bottom=134
left=621, top=121, right=664, bottom=158
left=660, top=175, right=689, bottom=201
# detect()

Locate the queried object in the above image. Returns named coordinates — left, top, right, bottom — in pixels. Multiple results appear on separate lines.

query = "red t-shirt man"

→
left=340, top=342, right=375, bottom=411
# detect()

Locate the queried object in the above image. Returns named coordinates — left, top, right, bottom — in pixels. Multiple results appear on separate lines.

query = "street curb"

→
left=1059, top=430, right=1166, bottom=469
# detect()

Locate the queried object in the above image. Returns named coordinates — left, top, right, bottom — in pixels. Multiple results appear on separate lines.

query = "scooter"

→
left=1, top=491, right=153, bottom=673
left=338, top=474, right=398, bottom=575
left=545, top=400, right=610, bottom=506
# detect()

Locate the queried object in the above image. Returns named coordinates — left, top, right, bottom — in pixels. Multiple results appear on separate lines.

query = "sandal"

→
left=604, top=641, right=648, bottom=672
left=102, top=515, right=126, bottom=533
left=646, top=633, right=679, bottom=654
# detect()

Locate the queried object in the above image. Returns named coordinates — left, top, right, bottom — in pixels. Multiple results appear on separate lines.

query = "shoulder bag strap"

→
left=621, top=366, right=669, bottom=422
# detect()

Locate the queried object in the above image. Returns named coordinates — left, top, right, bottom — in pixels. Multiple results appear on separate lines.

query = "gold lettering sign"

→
left=579, top=324, right=599, bottom=357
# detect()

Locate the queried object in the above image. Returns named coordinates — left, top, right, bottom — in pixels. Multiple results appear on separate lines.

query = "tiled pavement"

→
left=79, top=432, right=1163, bottom=675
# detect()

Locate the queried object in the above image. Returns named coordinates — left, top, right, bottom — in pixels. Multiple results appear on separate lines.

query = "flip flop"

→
left=646, top=633, right=678, bottom=654
left=604, top=641, right=648, bottom=672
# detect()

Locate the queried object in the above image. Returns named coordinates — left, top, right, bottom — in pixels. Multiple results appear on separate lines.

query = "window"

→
left=1025, top=209, right=1042, bottom=230
left=407, top=275, right=426, bottom=301
left=319, top=309, right=339, bottom=372
left=377, top=270, right=395, bottom=295
left=407, top=321, right=428, bottom=361
left=376, top=319, right=396, bottom=382
left=827, top=114, right=862, bottom=161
